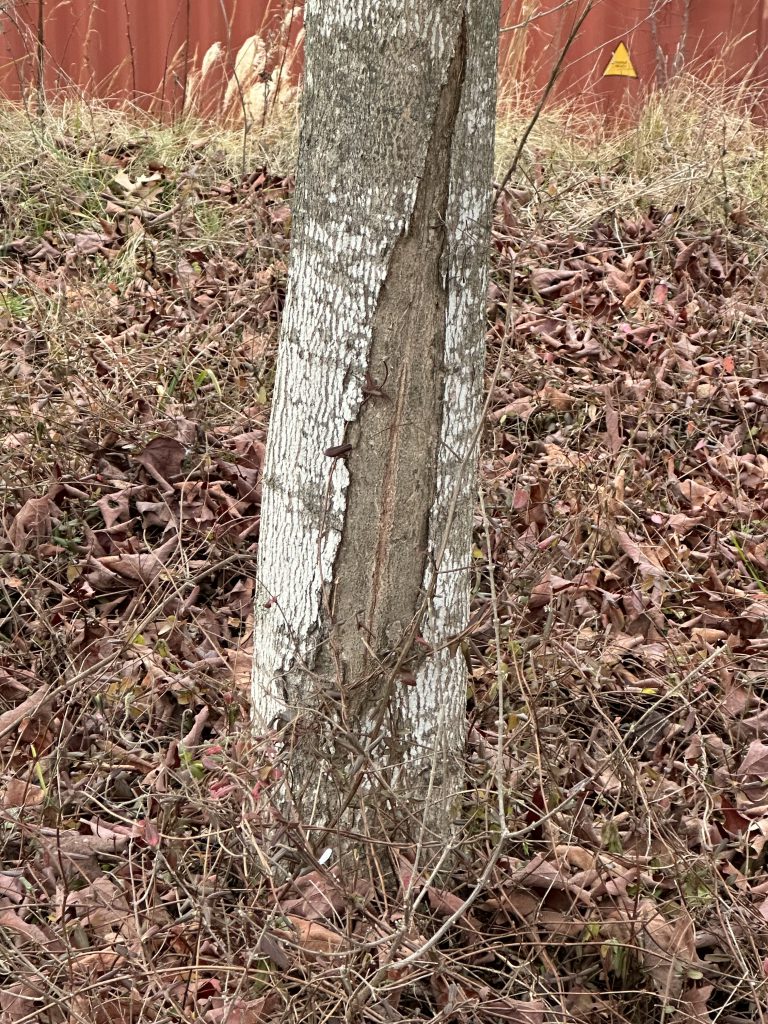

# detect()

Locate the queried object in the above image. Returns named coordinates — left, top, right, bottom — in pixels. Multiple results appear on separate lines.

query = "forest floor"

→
left=2, top=79, right=768, bottom=1023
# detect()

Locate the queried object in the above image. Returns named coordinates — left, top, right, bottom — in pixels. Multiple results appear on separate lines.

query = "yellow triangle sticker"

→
left=603, top=42, right=637, bottom=79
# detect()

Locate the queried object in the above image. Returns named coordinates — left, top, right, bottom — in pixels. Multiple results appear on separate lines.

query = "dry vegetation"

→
left=1, top=65, right=768, bottom=1024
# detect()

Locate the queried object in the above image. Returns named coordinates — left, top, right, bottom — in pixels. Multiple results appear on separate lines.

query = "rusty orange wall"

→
left=0, top=0, right=300, bottom=110
left=500, top=0, right=766, bottom=114
left=1, top=1, right=766, bottom=115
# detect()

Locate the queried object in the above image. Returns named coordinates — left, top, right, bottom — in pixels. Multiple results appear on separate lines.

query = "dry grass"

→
left=495, top=70, right=768, bottom=231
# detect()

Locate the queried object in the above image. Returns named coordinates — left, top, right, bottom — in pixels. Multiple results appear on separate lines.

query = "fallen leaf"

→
left=282, top=915, right=345, bottom=954
left=7, top=496, right=56, bottom=552
left=615, top=527, right=666, bottom=578
left=2, top=777, right=45, bottom=809
left=739, top=740, right=768, bottom=777
left=0, top=686, right=51, bottom=742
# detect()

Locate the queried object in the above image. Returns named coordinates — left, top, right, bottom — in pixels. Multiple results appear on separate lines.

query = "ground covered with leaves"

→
left=2, top=89, right=768, bottom=1023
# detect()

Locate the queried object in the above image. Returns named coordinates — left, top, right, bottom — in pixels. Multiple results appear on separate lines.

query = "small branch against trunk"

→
left=323, top=443, right=352, bottom=459
left=347, top=777, right=591, bottom=1014
left=360, top=361, right=389, bottom=405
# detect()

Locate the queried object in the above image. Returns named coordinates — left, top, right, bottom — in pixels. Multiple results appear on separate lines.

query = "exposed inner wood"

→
left=321, top=20, right=468, bottom=698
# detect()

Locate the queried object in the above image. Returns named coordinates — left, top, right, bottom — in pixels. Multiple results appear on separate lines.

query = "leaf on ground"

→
left=133, top=435, right=187, bottom=487
left=7, top=495, right=56, bottom=552
left=280, top=914, right=346, bottom=954
left=739, top=740, right=768, bottom=777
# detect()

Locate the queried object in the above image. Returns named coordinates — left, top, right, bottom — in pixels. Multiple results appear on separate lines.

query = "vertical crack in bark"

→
left=321, top=18, right=468, bottom=699
left=367, top=353, right=410, bottom=635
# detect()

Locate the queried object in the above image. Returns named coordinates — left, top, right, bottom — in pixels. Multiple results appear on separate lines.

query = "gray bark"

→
left=252, top=0, right=499, bottom=861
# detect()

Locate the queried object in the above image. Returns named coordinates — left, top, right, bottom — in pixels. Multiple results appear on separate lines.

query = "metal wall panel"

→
left=0, top=1, right=300, bottom=111
left=500, top=0, right=765, bottom=114
left=0, top=1, right=765, bottom=114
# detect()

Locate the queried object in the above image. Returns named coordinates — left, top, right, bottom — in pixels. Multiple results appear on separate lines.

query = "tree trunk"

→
left=252, top=0, right=499, bottom=861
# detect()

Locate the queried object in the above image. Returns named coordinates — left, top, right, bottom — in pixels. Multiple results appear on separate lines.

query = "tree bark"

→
left=252, top=0, right=499, bottom=860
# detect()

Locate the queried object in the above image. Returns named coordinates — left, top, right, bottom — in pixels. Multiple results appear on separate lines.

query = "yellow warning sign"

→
left=603, top=42, right=638, bottom=79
